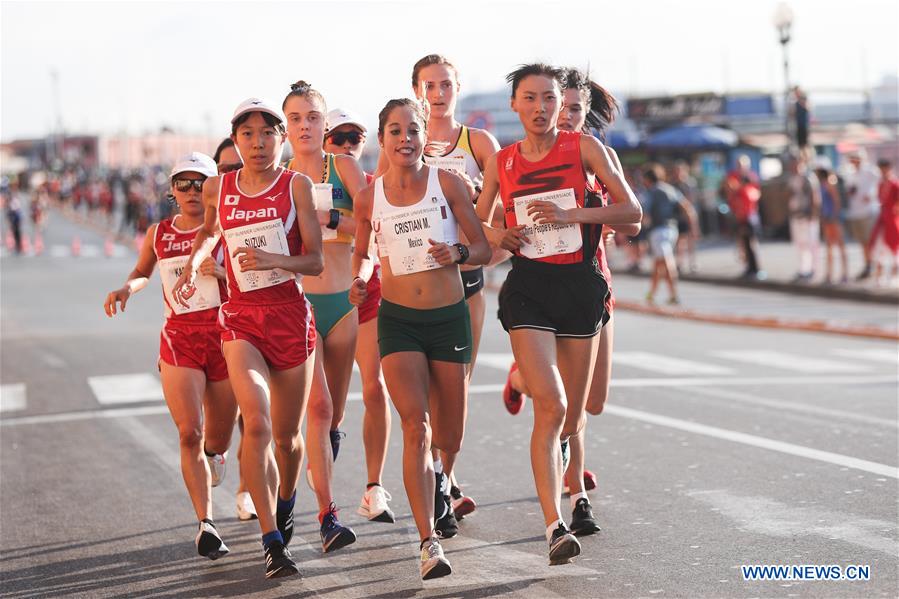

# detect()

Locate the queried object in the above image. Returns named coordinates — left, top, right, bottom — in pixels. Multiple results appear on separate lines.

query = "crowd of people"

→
left=102, top=56, right=643, bottom=582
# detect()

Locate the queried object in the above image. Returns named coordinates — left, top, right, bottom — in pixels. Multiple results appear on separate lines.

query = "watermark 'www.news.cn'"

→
left=742, top=564, right=870, bottom=581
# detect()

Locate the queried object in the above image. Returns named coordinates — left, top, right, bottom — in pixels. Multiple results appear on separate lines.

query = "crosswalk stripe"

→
left=87, top=374, right=164, bottom=405
left=614, top=351, right=734, bottom=375
left=832, top=348, right=899, bottom=364
left=0, top=384, right=26, bottom=413
left=712, top=350, right=872, bottom=373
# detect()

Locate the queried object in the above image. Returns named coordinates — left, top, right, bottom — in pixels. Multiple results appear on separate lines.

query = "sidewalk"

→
left=614, top=239, right=899, bottom=305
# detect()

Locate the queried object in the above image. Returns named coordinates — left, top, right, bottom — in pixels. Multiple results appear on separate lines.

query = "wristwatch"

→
left=453, top=243, right=469, bottom=264
left=326, top=208, right=340, bottom=230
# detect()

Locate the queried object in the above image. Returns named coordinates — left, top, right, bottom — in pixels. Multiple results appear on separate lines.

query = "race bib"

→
left=513, top=188, right=582, bottom=259
left=382, top=204, right=444, bottom=275
left=224, top=219, right=293, bottom=292
left=314, top=183, right=337, bottom=241
left=158, top=255, right=221, bottom=315
left=425, top=155, right=466, bottom=176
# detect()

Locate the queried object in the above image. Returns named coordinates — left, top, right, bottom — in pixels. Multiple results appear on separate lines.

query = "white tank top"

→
left=372, top=166, right=459, bottom=261
left=423, top=125, right=483, bottom=189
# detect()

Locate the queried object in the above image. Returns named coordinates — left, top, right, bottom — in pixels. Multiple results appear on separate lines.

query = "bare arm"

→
left=170, top=178, right=221, bottom=307
left=329, top=154, right=368, bottom=235
left=604, top=146, right=641, bottom=236
left=349, top=185, right=375, bottom=305
left=475, top=154, right=529, bottom=252
left=430, top=169, right=490, bottom=266
left=104, top=223, right=158, bottom=316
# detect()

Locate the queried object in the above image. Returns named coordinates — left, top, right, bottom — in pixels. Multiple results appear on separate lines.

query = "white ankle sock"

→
left=570, top=491, right=588, bottom=509
left=545, top=519, right=564, bottom=543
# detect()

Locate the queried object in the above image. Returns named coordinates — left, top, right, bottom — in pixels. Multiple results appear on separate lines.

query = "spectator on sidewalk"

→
left=5, top=179, right=25, bottom=255
left=726, top=169, right=764, bottom=280
left=843, top=150, right=879, bottom=280
left=868, top=159, right=899, bottom=284
left=784, top=151, right=821, bottom=282
left=814, top=158, right=848, bottom=284
left=670, top=161, right=699, bottom=273
left=643, top=164, right=691, bottom=304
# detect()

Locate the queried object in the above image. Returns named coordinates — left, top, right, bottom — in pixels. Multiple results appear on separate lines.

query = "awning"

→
left=646, top=124, right=738, bottom=149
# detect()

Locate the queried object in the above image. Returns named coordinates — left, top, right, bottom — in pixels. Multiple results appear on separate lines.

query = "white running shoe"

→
left=236, top=491, right=257, bottom=521
left=420, top=536, right=452, bottom=580
left=206, top=452, right=227, bottom=488
left=357, top=485, right=395, bottom=523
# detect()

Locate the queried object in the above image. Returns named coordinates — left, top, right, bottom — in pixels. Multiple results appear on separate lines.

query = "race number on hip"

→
left=314, top=183, right=337, bottom=241
left=513, top=188, right=582, bottom=259
left=224, top=219, right=293, bottom=292
left=158, top=255, right=221, bottom=315
left=382, top=204, right=444, bottom=275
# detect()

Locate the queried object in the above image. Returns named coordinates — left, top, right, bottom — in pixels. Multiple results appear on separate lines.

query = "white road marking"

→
left=0, top=384, right=26, bottom=413
left=713, top=350, right=872, bottom=373
left=832, top=348, right=899, bottom=364
left=476, top=352, right=516, bottom=371
left=689, top=489, right=898, bottom=557
left=614, top=351, right=734, bottom=375
left=604, top=404, right=899, bottom=479
left=87, top=373, right=164, bottom=405
left=682, top=386, right=899, bottom=429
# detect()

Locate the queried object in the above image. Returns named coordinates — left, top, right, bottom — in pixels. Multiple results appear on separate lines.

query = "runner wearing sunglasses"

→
left=213, top=137, right=243, bottom=175
left=323, top=109, right=397, bottom=524
left=350, top=98, right=491, bottom=579
left=171, top=98, right=324, bottom=579
left=104, top=152, right=238, bottom=563
left=476, top=64, right=641, bottom=565
left=408, top=54, right=503, bottom=537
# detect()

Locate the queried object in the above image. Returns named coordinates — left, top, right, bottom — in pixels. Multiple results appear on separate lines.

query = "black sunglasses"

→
left=217, top=162, right=243, bottom=174
left=173, top=179, right=205, bottom=193
left=327, top=131, right=364, bottom=146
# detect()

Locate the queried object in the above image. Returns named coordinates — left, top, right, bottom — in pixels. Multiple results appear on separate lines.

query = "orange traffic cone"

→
left=71, top=235, right=81, bottom=257
left=104, top=236, right=115, bottom=258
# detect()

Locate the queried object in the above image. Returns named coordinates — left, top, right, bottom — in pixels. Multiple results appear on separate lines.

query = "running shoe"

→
left=276, top=499, right=294, bottom=547
left=434, top=496, right=458, bottom=539
left=205, top=451, right=227, bottom=488
left=548, top=523, right=581, bottom=566
left=569, top=497, right=601, bottom=537
left=264, top=540, right=299, bottom=579
left=503, top=363, right=524, bottom=415
left=434, top=472, right=448, bottom=521
left=560, top=439, right=570, bottom=474
left=236, top=491, right=257, bottom=521
left=320, top=503, right=357, bottom=553
left=195, top=520, right=229, bottom=560
left=420, top=536, right=452, bottom=580
left=449, top=485, right=476, bottom=520
left=357, top=485, right=395, bottom=523
left=583, top=469, right=597, bottom=492
left=330, top=429, right=346, bottom=462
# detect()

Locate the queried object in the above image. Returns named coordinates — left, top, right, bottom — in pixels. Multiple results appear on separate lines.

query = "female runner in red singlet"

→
left=476, top=64, right=642, bottom=566
left=104, top=152, right=238, bottom=562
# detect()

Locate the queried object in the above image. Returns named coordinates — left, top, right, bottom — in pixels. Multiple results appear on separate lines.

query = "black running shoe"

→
left=195, top=520, right=229, bottom=560
left=329, top=429, right=346, bottom=462
left=277, top=502, right=294, bottom=547
left=548, top=523, right=581, bottom=566
left=320, top=503, right=357, bottom=553
left=264, top=540, right=299, bottom=579
left=434, top=496, right=458, bottom=539
left=570, top=497, right=601, bottom=536
left=434, top=472, right=448, bottom=521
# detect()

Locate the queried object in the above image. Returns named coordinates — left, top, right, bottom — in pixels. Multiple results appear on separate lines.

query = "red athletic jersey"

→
left=497, top=130, right=587, bottom=264
left=218, top=168, right=304, bottom=303
left=153, top=216, right=225, bottom=324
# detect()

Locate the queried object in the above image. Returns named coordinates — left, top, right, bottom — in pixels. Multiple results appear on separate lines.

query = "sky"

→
left=1, top=0, right=897, bottom=142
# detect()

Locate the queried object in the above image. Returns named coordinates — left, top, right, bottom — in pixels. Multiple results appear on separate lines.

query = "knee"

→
left=177, top=424, right=203, bottom=450
left=562, top=412, right=586, bottom=439
left=586, top=389, right=608, bottom=416
left=241, top=414, right=272, bottom=445
left=273, top=429, right=302, bottom=454
left=307, top=393, right=333, bottom=424
left=531, top=391, right=566, bottom=427
left=401, top=419, right=431, bottom=452
left=362, top=380, right=388, bottom=410
left=433, top=428, right=463, bottom=455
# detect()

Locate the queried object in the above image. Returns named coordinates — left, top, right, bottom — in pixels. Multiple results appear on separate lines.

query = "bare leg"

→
left=355, top=317, right=390, bottom=485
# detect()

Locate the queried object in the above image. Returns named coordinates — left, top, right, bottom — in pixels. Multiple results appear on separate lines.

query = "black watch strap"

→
left=453, top=243, right=469, bottom=264
left=326, top=208, right=340, bottom=230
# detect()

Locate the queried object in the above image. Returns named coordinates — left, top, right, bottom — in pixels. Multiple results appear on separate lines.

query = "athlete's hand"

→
left=104, top=287, right=131, bottom=317
left=427, top=238, right=458, bottom=266
left=527, top=200, right=573, bottom=225
left=198, top=257, right=224, bottom=279
left=499, top=225, right=530, bottom=251
left=232, top=246, right=281, bottom=271
left=349, top=276, right=368, bottom=306
left=171, top=268, right=197, bottom=309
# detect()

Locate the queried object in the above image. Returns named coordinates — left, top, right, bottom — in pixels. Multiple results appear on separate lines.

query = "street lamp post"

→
left=773, top=3, right=794, bottom=146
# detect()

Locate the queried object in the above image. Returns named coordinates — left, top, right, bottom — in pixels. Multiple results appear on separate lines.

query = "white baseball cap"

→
left=170, top=152, right=217, bottom=179
left=326, top=108, right=367, bottom=135
left=231, top=97, right=284, bottom=126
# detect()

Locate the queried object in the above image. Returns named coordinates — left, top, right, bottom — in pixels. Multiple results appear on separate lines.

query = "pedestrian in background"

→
left=843, top=150, right=879, bottom=280
left=784, top=151, right=821, bottom=282
left=868, top=158, right=899, bottom=284
left=670, top=161, right=699, bottom=273
left=726, top=169, right=763, bottom=280
left=643, top=164, right=691, bottom=304
left=814, top=158, right=848, bottom=284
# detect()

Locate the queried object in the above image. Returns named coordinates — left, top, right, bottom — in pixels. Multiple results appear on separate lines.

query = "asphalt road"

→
left=2, top=211, right=897, bottom=598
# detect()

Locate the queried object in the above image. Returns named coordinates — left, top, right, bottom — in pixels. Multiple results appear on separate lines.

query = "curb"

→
left=614, top=299, right=899, bottom=341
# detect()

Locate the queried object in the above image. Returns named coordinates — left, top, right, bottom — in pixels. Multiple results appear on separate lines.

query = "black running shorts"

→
left=460, top=267, right=485, bottom=300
